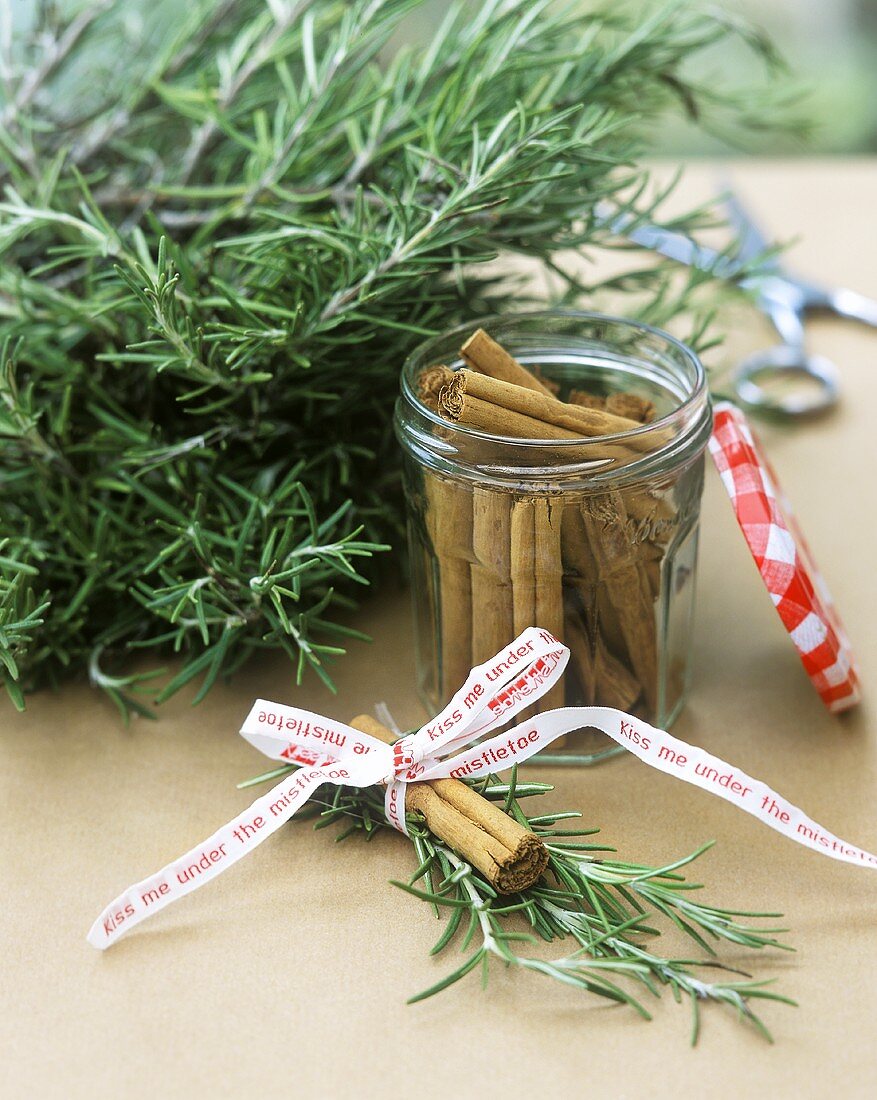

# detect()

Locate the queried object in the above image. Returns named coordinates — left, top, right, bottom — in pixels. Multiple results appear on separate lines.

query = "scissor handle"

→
left=731, top=345, right=839, bottom=417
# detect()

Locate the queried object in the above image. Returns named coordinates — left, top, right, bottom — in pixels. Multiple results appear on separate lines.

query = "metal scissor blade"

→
left=598, top=204, right=749, bottom=282
left=824, top=286, right=877, bottom=330
left=619, top=220, right=746, bottom=281
left=720, top=186, right=775, bottom=265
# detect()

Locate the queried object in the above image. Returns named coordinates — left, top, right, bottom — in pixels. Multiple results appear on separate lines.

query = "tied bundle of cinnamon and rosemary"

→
left=243, top=724, right=793, bottom=1043
left=416, top=329, right=683, bottom=732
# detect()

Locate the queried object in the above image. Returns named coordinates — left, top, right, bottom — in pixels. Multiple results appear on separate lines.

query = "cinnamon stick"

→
left=508, top=497, right=564, bottom=729
left=532, top=367, right=561, bottom=396
left=470, top=487, right=513, bottom=665
left=580, top=494, right=658, bottom=712
left=564, top=616, right=641, bottom=712
left=418, top=364, right=455, bottom=411
left=443, top=387, right=583, bottom=441
left=508, top=499, right=540, bottom=723
left=510, top=499, right=536, bottom=635
left=445, top=368, right=652, bottom=445
left=639, top=540, right=664, bottom=600
left=461, top=328, right=556, bottom=396
left=424, top=472, right=473, bottom=700
left=606, top=391, right=656, bottom=423
left=350, top=714, right=549, bottom=893
left=533, top=496, right=565, bottom=711
left=569, top=389, right=656, bottom=424
left=595, top=584, right=629, bottom=665
left=568, top=390, right=607, bottom=411
left=561, top=507, right=642, bottom=710
left=624, top=489, right=676, bottom=536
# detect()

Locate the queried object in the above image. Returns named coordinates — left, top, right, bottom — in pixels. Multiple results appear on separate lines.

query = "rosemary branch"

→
left=0, top=0, right=805, bottom=716
left=242, top=763, right=795, bottom=1042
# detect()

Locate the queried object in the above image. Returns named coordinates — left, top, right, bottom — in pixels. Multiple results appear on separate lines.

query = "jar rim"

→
left=400, top=307, right=707, bottom=450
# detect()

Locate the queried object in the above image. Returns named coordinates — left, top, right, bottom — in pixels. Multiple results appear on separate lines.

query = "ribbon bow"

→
left=208, top=626, right=568, bottom=837
left=88, top=628, right=876, bottom=951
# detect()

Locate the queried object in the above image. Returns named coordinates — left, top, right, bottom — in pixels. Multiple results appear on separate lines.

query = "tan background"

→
left=2, top=162, right=876, bottom=1099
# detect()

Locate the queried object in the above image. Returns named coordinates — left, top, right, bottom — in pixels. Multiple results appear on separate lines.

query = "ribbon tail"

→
left=384, top=779, right=409, bottom=836
left=422, top=705, right=877, bottom=870
left=581, top=707, right=877, bottom=869
left=87, top=766, right=330, bottom=950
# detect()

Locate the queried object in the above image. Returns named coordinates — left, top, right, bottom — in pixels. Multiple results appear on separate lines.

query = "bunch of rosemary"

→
left=0, top=0, right=801, bottom=715
left=241, top=760, right=794, bottom=1042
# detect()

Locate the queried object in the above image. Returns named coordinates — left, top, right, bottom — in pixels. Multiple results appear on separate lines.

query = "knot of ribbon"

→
left=88, top=628, right=876, bottom=951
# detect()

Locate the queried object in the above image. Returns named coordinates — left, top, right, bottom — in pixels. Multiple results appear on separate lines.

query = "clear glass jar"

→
left=394, top=310, right=712, bottom=763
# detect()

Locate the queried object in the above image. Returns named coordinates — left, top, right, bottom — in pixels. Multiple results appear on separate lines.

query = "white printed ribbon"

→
left=88, top=627, right=876, bottom=950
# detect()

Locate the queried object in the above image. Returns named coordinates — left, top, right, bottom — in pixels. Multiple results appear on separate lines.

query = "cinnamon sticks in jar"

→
left=414, top=327, right=684, bottom=740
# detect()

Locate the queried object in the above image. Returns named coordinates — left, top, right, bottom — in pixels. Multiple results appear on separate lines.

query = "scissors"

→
left=602, top=192, right=877, bottom=416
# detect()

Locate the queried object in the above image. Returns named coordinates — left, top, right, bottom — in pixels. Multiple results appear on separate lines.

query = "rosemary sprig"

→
left=0, top=0, right=805, bottom=716
left=242, top=764, right=795, bottom=1042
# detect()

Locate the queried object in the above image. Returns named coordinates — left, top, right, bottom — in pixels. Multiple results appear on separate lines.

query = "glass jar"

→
left=394, top=310, right=712, bottom=763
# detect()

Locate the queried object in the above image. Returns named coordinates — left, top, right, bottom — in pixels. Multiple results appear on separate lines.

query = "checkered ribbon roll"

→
left=709, top=401, right=860, bottom=713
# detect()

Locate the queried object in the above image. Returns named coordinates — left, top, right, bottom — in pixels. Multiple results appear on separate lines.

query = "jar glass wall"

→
left=394, top=311, right=712, bottom=763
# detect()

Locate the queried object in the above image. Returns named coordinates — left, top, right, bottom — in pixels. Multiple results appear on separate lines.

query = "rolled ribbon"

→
left=88, top=627, right=876, bottom=950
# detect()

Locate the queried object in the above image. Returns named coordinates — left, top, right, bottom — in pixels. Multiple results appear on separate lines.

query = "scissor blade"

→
left=619, top=221, right=745, bottom=280
left=826, top=286, right=877, bottom=330
left=720, top=187, right=774, bottom=265
left=597, top=203, right=749, bottom=281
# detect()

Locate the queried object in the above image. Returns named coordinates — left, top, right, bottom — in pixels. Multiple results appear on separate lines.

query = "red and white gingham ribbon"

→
left=88, top=627, right=876, bottom=951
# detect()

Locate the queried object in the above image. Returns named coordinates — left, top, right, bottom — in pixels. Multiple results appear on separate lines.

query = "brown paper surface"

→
left=2, top=162, right=877, bottom=1098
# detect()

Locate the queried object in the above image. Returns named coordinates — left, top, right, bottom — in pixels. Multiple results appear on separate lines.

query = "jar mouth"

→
left=397, top=309, right=712, bottom=488
left=401, top=308, right=707, bottom=449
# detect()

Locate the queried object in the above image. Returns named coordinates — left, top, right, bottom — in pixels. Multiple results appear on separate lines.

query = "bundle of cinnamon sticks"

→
left=351, top=714, right=548, bottom=892
left=416, top=328, right=680, bottom=738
